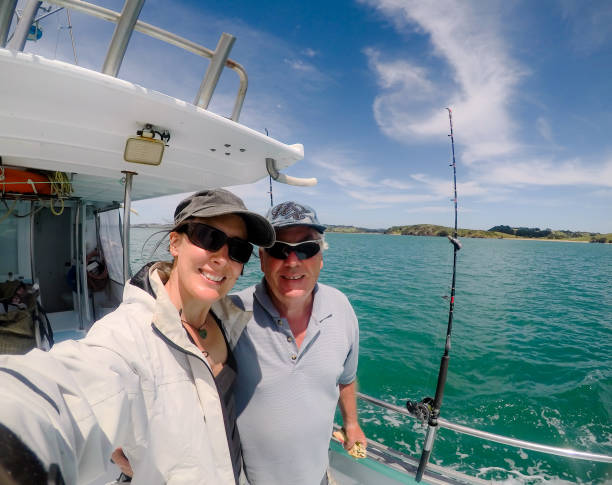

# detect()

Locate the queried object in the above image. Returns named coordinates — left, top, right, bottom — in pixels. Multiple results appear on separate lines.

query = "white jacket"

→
left=0, top=263, right=242, bottom=484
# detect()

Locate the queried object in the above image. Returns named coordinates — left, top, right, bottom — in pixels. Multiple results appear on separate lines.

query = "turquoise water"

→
left=131, top=230, right=612, bottom=484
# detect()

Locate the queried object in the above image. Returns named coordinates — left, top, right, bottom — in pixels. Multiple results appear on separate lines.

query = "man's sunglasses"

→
left=176, top=222, right=253, bottom=264
left=264, top=240, right=323, bottom=260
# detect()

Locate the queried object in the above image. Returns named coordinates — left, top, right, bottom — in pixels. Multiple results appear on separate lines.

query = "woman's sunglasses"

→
left=264, top=240, right=322, bottom=260
left=176, top=222, right=253, bottom=264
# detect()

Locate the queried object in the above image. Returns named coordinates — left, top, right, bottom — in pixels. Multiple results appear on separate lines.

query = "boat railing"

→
left=2, top=0, right=247, bottom=121
left=357, top=392, right=612, bottom=464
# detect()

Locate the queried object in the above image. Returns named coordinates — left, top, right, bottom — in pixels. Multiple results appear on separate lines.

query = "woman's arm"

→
left=0, top=336, right=147, bottom=484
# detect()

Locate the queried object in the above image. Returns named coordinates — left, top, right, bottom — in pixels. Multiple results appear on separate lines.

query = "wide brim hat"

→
left=174, top=189, right=275, bottom=247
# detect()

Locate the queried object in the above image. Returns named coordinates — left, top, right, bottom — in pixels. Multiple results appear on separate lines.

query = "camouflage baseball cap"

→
left=265, top=201, right=326, bottom=233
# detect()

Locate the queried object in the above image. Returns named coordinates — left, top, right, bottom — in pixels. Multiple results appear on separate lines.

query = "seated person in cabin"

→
left=0, top=189, right=274, bottom=484
left=213, top=201, right=367, bottom=485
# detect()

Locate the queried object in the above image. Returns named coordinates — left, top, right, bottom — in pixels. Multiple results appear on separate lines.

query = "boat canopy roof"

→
left=0, top=49, right=304, bottom=203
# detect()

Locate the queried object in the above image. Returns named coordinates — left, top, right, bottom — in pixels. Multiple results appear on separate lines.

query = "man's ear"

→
left=320, top=259, right=323, bottom=270
left=259, top=247, right=265, bottom=272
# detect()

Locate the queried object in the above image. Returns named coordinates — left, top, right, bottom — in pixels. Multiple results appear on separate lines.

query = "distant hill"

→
left=385, top=224, right=612, bottom=243
left=325, top=224, right=385, bottom=234
left=386, top=224, right=499, bottom=239
left=131, top=222, right=611, bottom=243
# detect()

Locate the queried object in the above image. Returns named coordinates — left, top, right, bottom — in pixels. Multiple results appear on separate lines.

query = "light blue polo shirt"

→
left=229, top=280, right=359, bottom=485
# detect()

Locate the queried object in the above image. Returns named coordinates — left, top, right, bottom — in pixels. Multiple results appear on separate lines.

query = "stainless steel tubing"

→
left=47, top=0, right=248, bottom=120
left=6, top=0, right=40, bottom=51
left=102, top=0, right=144, bottom=76
left=194, top=32, right=235, bottom=109
left=227, top=58, right=247, bottom=121
left=121, top=171, right=135, bottom=283
left=436, top=417, right=612, bottom=463
left=356, top=392, right=612, bottom=463
left=74, top=201, right=83, bottom=328
left=0, top=0, right=17, bottom=47
left=80, top=202, right=90, bottom=325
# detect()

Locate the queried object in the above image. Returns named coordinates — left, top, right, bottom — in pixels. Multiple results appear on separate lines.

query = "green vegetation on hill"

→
left=488, top=225, right=612, bottom=243
left=133, top=222, right=611, bottom=243
left=325, top=224, right=384, bottom=234
left=386, top=224, right=501, bottom=239
left=380, top=224, right=612, bottom=243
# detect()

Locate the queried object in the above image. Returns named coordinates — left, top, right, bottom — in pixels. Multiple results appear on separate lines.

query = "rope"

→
left=48, top=171, right=73, bottom=216
left=0, top=198, right=18, bottom=224
left=49, top=197, right=64, bottom=216
left=49, top=171, right=73, bottom=198
left=0, top=171, right=73, bottom=216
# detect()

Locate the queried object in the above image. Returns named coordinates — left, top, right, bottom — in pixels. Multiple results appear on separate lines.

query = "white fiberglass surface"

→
left=0, top=49, right=304, bottom=202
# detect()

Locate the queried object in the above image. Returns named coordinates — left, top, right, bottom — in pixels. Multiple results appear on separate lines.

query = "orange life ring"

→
left=0, top=168, right=52, bottom=195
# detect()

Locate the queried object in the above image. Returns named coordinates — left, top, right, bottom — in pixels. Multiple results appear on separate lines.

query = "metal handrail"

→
left=357, top=392, right=612, bottom=464
left=0, top=0, right=17, bottom=47
left=44, top=0, right=248, bottom=121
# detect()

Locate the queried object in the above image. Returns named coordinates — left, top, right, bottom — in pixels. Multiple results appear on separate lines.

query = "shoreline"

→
left=328, top=232, right=606, bottom=243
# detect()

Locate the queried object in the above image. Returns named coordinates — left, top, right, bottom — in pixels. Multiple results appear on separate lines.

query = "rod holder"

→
left=266, top=158, right=317, bottom=187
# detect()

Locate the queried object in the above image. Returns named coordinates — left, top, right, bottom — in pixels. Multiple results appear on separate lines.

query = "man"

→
left=214, top=201, right=366, bottom=485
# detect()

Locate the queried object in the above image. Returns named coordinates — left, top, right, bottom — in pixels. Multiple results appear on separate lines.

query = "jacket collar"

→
left=131, top=262, right=205, bottom=358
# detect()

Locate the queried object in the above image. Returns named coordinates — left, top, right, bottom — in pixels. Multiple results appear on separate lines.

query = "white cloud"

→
left=365, top=48, right=433, bottom=94
left=311, top=149, right=460, bottom=206
left=536, top=117, right=553, bottom=143
left=345, top=190, right=436, bottom=204
left=284, top=58, right=317, bottom=73
left=362, top=0, right=524, bottom=163
left=403, top=205, right=449, bottom=214
left=302, top=48, right=317, bottom=57
left=410, top=173, right=489, bottom=198
left=558, top=0, right=612, bottom=53
left=380, top=178, right=414, bottom=190
left=311, top=151, right=379, bottom=188
left=476, top=158, right=612, bottom=188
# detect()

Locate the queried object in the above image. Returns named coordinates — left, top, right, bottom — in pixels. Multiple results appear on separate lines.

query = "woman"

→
left=0, top=189, right=274, bottom=484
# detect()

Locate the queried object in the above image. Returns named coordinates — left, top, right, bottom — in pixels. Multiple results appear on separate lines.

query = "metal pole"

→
left=6, top=0, right=40, bottom=51
left=194, top=32, right=235, bottom=108
left=39, top=0, right=248, bottom=120
left=74, top=200, right=83, bottom=328
left=80, top=202, right=90, bottom=325
left=29, top=201, right=36, bottom=282
left=228, top=58, right=247, bottom=121
left=356, top=392, right=612, bottom=463
left=0, top=0, right=17, bottom=47
left=121, top=171, right=136, bottom=282
left=101, top=0, right=144, bottom=77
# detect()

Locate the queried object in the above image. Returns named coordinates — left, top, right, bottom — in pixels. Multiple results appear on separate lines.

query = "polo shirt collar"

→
left=254, top=278, right=330, bottom=324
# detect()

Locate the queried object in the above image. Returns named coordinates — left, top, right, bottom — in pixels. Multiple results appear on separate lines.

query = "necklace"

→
left=179, top=310, right=208, bottom=339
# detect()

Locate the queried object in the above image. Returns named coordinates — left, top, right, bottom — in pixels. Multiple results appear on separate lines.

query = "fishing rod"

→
left=408, top=107, right=462, bottom=482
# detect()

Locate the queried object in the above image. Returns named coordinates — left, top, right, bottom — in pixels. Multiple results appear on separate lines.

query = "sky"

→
left=13, top=0, right=612, bottom=232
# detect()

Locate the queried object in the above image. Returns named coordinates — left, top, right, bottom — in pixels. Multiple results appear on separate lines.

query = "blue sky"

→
left=14, top=0, right=612, bottom=232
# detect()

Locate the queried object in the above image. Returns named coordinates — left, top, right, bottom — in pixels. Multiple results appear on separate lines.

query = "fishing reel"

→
left=406, top=397, right=434, bottom=424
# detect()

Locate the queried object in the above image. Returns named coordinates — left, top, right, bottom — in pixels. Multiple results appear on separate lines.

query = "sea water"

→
left=131, top=230, right=612, bottom=484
